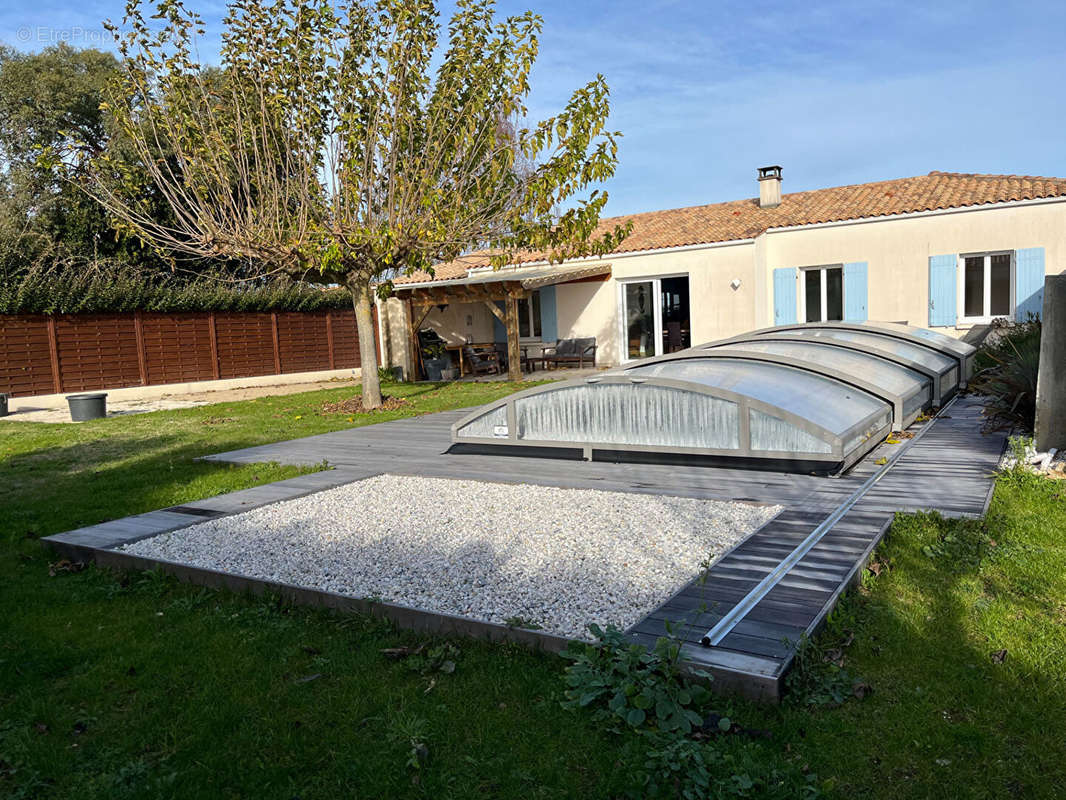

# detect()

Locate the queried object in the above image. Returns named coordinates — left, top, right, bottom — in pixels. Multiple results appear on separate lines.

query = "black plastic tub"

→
left=0, top=393, right=8, bottom=417
left=67, top=392, right=108, bottom=422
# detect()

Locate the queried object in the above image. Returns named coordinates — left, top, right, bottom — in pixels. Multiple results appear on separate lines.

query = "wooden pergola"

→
left=392, top=262, right=612, bottom=381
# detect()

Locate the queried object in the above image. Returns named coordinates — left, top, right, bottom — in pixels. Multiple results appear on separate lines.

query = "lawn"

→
left=1, top=380, right=1064, bottom=798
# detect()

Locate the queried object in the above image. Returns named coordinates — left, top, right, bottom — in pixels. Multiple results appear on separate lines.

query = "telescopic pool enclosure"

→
left=451, top=322, right=976, bottom=473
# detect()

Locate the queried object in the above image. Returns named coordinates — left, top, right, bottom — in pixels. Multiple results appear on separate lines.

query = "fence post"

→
left=207, top=313, right=221, bottom=379
left=133, top=311, right=148, bottom=385
left=46, top=316, right=62, bottom=394
left=271, top=312, right=282, bottom=374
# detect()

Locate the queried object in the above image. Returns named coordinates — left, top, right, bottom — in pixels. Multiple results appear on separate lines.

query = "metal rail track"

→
left=700, top=395, right=960, bottom=647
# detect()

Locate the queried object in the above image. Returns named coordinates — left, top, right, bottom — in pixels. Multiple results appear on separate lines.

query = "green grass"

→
left=1, top=382, right=1064, bottom=798
left=0, top=379, right=538, bottom=541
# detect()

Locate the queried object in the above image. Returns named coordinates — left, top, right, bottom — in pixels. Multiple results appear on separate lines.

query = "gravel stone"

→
left=120, top=475, right=780, bottom=639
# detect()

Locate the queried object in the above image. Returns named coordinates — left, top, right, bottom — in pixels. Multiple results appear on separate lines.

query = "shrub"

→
left=969, top=317, right=1041, bottom=430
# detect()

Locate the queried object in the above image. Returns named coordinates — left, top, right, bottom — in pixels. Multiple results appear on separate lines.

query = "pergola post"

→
left=505, top=293, right=522, bottom=382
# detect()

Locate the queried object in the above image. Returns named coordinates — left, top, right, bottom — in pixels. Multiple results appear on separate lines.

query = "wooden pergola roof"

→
left=392, top=262, right=611, bottom=381
left=391, top=262, right=611, bottom=303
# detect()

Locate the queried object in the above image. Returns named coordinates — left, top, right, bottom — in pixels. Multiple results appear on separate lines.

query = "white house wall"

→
left=759, top=199, right=1066, bottom=334
left=383, top=199, right=1065, bottom=369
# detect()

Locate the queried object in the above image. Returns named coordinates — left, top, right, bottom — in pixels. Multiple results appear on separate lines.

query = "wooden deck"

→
left=44, top=395, right=1005, bottom=701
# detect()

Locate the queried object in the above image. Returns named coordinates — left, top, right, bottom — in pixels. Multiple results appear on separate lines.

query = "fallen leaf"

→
left=823, top=648, right=845, bottom=668
left=852, top=681, right=872, bottom=699
left=990, top=649, right=1008, bottom=664
left=48, top=559, right=85, bottom=577
left=381, top=645, right=424, bottom=660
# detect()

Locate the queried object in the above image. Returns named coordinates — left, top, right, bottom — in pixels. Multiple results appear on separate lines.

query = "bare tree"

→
left=78, top=0, right=628, bottom=409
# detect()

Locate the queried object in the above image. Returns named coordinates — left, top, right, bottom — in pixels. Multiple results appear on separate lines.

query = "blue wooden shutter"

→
left=492, top=301, right=506, bottom=342
left=773, top=268, right=797, bottom=325
left=843, top=261, right=868, bottom=321
left=928, top=255, right=957, bottom=327
left=539, top=285, right=558, bottom=343
left=1015, top=247, right=1046, bottom=321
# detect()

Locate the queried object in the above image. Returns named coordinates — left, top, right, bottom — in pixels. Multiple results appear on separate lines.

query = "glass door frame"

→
left=617, top=273, right=688, bottom=362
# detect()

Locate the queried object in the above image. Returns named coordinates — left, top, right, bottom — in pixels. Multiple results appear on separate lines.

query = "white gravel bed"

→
left=120, top=475, right=780, bottom=639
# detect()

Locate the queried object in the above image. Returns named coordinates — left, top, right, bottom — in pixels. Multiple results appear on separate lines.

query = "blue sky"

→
left=3, top=1, right=1064, bottom=216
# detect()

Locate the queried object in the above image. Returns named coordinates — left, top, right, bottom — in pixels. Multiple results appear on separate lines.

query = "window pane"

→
left=964, top=257, right=984, bottom=317
left=826, top=267, right=843, bottom=321
left=804, top=269, right=821, bottom=322
left=531, top=291, right=542, bottom=338
left=625, top=282, right=654, bottom=358
left=990, top=253, right=1011, bottom=316
left=518, top=298, right=531, bottom=338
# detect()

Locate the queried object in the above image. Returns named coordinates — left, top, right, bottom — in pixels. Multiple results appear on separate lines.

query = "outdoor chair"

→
left=541, top=337, right=597, bottom=369
left=463, top=345, right=501, bottom=376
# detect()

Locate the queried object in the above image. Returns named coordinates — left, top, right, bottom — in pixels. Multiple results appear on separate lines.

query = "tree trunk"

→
left=505, top=294, right=522, bottom=382
left=350, top=277, right=382, bottom=410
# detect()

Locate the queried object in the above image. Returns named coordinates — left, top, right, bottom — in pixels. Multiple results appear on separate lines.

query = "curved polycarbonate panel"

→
left=749, top=409, right=832, bottom=453
left=624, top=358, right=886, bottom=437
left=708, top=340, right=932, bottom=408
left=855, top=321, right=973, bottom=359
left=844, top=408, right=893, bottom=454
left=760, top=328, right=957, bottom=376
left=513, top=383, right=740, bottom=449
left=449, top=323, right=961, bottom=472
left=455, top=404, right=507, bottom=439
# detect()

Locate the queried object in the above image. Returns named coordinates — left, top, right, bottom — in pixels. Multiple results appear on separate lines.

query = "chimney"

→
left=757, top=165, right=782, bottom=208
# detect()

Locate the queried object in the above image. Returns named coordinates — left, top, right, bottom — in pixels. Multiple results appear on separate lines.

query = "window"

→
left=517, top=291, right=542, bottom=339
left=801, top=266, right=843, bottom=322
left=961, top=252, right=1013, bottom=321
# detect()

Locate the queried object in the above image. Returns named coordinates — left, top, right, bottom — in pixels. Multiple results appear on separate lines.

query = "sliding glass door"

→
left=621, top=276, right=690, bottom=361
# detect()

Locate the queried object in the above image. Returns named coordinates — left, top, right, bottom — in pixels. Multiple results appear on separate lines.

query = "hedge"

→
left=0, top=265, right=353, bottom=315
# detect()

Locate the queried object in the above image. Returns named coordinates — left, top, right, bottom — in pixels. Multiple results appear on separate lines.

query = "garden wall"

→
left=0, top=310, right=377, bottom=397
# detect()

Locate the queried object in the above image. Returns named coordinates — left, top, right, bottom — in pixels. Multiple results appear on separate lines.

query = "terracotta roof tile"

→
left=394, top=171, right=1066, bottom=284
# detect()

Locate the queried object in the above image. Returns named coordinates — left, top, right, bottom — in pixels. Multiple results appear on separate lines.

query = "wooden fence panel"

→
left=1, top=309, right=376, bottom=397
left=276, top=312, right=331, bottom=373
left=54, top=315, right=141, bottom=392
left=213, top=313, right=277, bottom=379
left=0, top=316, right=54, bottom=396
left=141, top=313, right=216, bottom=385
left=330, top=310, right=362, bottom=368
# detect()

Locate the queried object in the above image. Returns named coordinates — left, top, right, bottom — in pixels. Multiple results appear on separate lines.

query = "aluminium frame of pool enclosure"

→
left=450, top=321, right=975, bottom=474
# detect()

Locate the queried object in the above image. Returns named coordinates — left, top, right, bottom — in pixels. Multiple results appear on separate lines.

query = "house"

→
left=379, top=169, right=1066, bottom=376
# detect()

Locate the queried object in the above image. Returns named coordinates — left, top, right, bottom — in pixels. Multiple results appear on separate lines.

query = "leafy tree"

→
left=0, top=44, right=123, bottom=273
left=81, top=0, right=628, bottom=409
